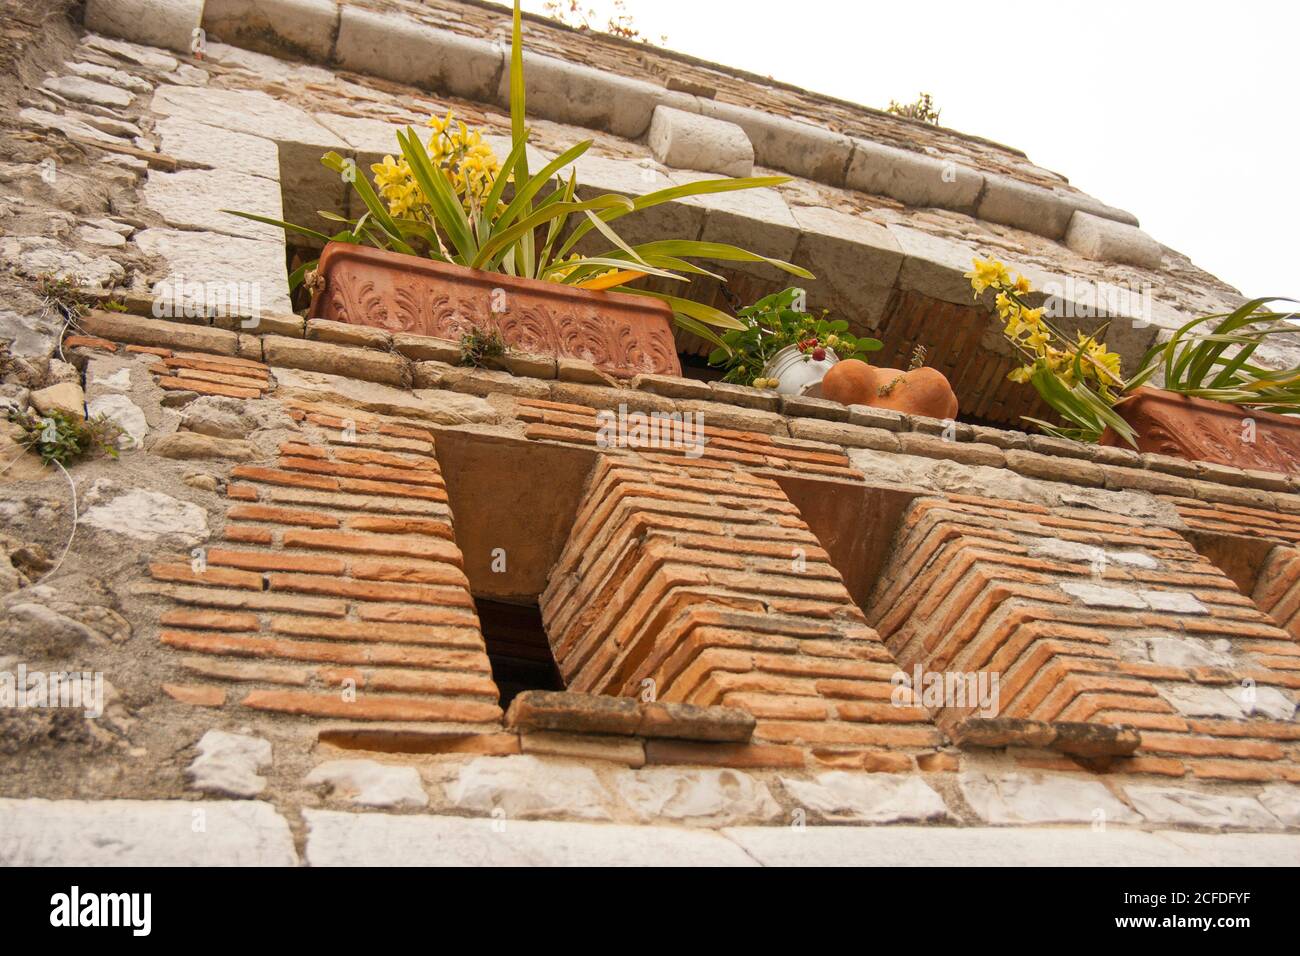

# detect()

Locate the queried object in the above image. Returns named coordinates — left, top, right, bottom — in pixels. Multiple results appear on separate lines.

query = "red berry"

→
left=812, top=347, right=826, bottom=361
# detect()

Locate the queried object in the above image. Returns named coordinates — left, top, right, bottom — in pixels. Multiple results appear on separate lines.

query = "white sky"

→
left=518, top=0, right=1297, bottom=299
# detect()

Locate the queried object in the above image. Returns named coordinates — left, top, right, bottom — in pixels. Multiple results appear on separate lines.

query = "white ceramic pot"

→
left=764, top=345, right=838, bottom=397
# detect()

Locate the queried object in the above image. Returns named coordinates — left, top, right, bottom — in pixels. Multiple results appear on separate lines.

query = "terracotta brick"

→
left=240, top=689, right=501, bottom=723
left=159, top=609, right=259, bottom=631
left=162, top=683, right=226, bottom=707
left=344, top=515, right=454, bottom=539
left=64, top=335, right=117, bottom=352
left=155, top=375, right=260, bottom=399
left=150, top=562, right=262, bottom=589
left=223, top=525, right=275, bottom=545
left=161, top=629, right=488, bottom=670
left=227, top=503, right=340, bottom=528
left=281, top=529, right=462, bottom=565
left=230, top=466, right=338, bottom=491
left=267, top=573, right=473, bottom=607
left=206, top=548, right=345, bottom=575
left=643, top=739, right=806, bottom=769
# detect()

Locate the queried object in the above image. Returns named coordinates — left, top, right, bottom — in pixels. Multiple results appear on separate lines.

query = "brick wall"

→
left=147, top=352, right=502, bottom=730
left=540, top=455, right=944, bottom=771
left=867, top=495, right=1300, bottom=781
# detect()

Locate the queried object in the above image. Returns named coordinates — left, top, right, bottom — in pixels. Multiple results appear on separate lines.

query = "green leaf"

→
left=397, top=128, right=477, bottom=264
left=224, top=210, right=331, bottom=245
left=472, top=195, right=633, bottom=271
left=618, top=288, right=747, bottom=332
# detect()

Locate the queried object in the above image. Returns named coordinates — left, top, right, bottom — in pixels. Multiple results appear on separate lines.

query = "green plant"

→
left=967, top=257, right=1133, bottom=444
left=227, top=0, right=810, bottom=347
left=969, top=258, right=1300, bottom=445
left=886, top=93, right=941, bottom=125
left=1127, top=298, right=1300, bottom=412
left=459, top=326, right=507, bottom=368
left=8, top=408, right=123, bottom=466
left=35, top=273, right=92, bottom=323
left=707, top=287, right=882, bottom=389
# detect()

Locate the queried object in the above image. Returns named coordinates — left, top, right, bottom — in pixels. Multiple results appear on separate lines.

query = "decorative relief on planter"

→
left=1103, top=387, right=1300, bottom=474
left=309, top=242, right=682, bottom=378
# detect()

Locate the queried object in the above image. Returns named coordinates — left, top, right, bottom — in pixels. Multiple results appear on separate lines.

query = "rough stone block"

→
left=85, top=0, right=204, bottom=54
left=336, top=5, right=503, bottom=102
left=202, top=0, right=339, bottom=61
left=789, top=204, right=903, bottom=333
left=497, top=51, right=659, bottom=139
left=0, top=799, right=296, bottom=866
left=959, top=770, right=1140, bottom=825
left=975, top=174, right=1076, bottom=239
left=1065, top=210, right=1164, bottom=269
left=781, top=772, right=949, bottom=823
left=649, top=105, right=753, bottom=177
left=143, top=167, right=284, bottom=241
left=847, top=139, right=983, bottom=214
left=701, top=99, right=853, bottom=186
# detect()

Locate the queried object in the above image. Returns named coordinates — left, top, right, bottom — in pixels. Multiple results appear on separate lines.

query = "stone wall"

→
left=0, top=0, right=1297, bottom=862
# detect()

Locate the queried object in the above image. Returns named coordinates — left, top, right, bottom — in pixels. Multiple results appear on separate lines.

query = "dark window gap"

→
left=474, top=598, right=564, bottom=710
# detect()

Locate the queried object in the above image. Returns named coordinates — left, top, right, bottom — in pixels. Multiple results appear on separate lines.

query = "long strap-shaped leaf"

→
left=493, top=140, right=592, bottom=235
left=617, top=288, right=747, bottom=332
left=599, top=239, right=814, bottom=280
left=319, top=152, right=417, bottom=257
left=397, top=128, right=477, bottom=264
left=555, top=175, right=792, bottom=261
left=471, top=195, right=633, bottom=271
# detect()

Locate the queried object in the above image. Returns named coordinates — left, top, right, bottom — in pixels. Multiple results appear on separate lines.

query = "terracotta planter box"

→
left=1101, top=386, right=1300, bottom=474
left=308, top=243, right=682, bottom=379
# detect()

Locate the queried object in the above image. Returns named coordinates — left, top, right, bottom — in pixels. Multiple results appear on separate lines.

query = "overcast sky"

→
left=519, top=0, right=1296, bottom=300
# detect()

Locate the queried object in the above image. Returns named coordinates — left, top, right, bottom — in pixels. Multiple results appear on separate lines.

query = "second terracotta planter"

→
left=1101, top=386, right=1300, bottom=474
left=308, top=243, right=682, bottom=379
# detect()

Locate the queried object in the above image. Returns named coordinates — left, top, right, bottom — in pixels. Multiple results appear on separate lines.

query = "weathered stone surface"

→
left=1060, top=582, right=1148, bottom=609
left=781, top=771, right=949, bottom=823
left=975, top=175, right=1075, bottom=239
left=617, top=768, right=781, bottom=824
left=203, top=0, right=340, bottom=61
left=144, top=168, right=283, bottom=241
left=519, top=731, right=646, bottom=767
left=1065, top=211, right=1163, bottom=269
left=649, top=105, right=753, bottom=177
left=30, top=382, right=86, bottom=420
left=0, top=799, right=295, bottom=865
left=0, top=236, right=125, bottom=291
left=304, top=809, right=756, bottom=866
left=153, top=115, right=280, bottom=180
left=262, top=336, right=408, bottom=387
left=1159, top=683, right=1245, bottom=720
left=41, top=75, right=134, bottom=108
left=0, top=424, right=51, bottom=482
left=702, top=100, right=852, bottom=185
left=80, top=309, right=241, bottom=356
left=1138, top=589, right=1208, bottom=615
left=723, top=826, right=1300, bottom=867
left=19, top=106, right=131, bottom=145
left=789, top=204, right=903, bottom=331
left=133, top=228, right=292, bottom=315
left=84, top=0, right=204, bottom=55
left=887, top=224, right=982, bottom=305
left=80, top=479, right=209, bottom=545
left=181, top=396, right=258, bottom=439
left=1259, top=785, right=1300, bottom=827
left=1231, top=684, right=1296, bottom=721
left=306, top=318, right=392, bottom=350
left=0, top=308, right=61, bottom=360
left=1142, top=636, right=1233, bottom=670
left=336, top=5, right=503, bottom=103
left=272, top=367, right=495, bottom=424
left=304, top=759, right=429, bottom=808
left=848, top=140, right=983, bottom=214
left=668, top=169, right=800, bottom=267
left=444, top=755, right=615, bottom=821
left=87, top=393, right=148, bottom=448
left=498, top=51, right=660, bottom=140
left=151, top=84, right=336, bottom=146
left=186, top=730, right=272, bottom=798
left=1126, top=786, right=1279, bottom=829
left=151, top=431, right=257, bottom=461
left=959, top=770, right=1140, bottom=824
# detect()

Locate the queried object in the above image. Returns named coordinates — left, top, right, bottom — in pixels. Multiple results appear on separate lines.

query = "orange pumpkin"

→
left=821, top=360, right=958, bottom=420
